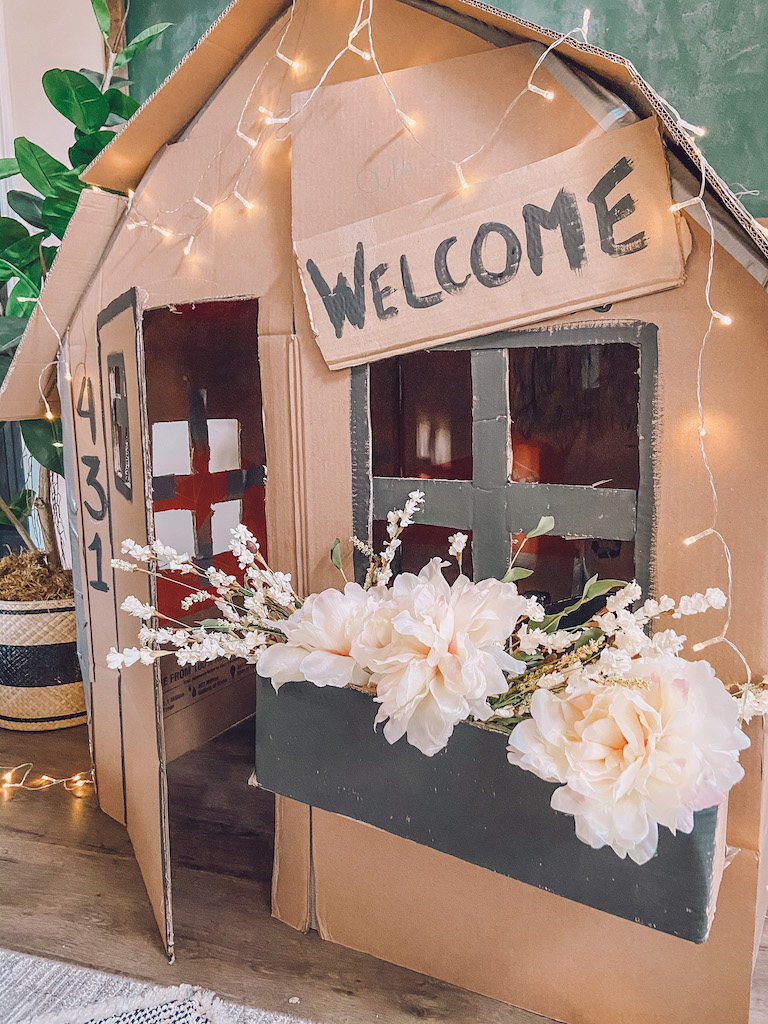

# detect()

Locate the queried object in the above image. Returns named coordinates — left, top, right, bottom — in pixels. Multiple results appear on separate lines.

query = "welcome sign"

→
left=295, top=118, right=686, bottom=369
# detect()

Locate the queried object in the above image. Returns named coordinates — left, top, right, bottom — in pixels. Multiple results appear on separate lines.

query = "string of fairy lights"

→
left=1, top=762, right=94, bottom=794
left=13, top=0, right=764, bottom=800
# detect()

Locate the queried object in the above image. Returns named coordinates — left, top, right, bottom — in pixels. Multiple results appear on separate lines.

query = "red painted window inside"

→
left=370, top=349, right=472, bottom=480
left=143, top=299, right=266, bottom=618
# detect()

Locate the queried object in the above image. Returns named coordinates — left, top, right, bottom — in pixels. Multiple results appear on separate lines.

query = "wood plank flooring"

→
left=1, top=720, right=767, bottom=1023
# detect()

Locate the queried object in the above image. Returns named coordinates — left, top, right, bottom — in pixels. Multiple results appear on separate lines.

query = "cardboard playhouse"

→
left=2, top=0, right=768, bottom=1020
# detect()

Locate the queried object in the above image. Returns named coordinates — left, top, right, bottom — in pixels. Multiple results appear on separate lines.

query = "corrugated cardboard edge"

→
left=0, top=189, right=127, bottom=421
left=79, top=0, right=768, bottom=272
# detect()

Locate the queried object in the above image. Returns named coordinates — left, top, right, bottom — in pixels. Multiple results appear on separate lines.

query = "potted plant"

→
left=0, top=0, right=169, bottom=730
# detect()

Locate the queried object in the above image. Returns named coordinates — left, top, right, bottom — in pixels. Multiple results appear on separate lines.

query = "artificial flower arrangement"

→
left=110, top=492, right=755, bottom=867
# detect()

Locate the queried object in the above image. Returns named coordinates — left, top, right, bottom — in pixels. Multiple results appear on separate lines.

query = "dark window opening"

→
left=508, top=343, right=640, bottom=490
left=370, top=349, right=472, bottom=480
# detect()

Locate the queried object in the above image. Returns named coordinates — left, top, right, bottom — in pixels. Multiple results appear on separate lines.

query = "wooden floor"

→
left=2, top=720, right=768, bottom=1024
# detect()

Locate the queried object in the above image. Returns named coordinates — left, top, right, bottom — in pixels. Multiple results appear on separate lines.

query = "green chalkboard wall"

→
left=126, top=0, right=767, bottom=218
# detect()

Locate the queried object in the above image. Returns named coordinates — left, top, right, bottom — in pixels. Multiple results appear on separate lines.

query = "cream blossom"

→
left=507, top=653, right=749, bottom=863
left=258, top=582, right=382, bottom=690
left=352, top=559, right=528, bottom=756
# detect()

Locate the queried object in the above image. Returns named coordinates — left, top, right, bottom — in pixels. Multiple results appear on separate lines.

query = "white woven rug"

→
left=0, top=949, right=307, bottom=1024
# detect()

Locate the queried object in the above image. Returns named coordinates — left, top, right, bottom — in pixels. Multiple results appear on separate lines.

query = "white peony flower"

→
left=258, top=582, right=381, bottom=690
left=507, top=653, right=749, bottom=864
left=705, top=588, right=727, bottom=610
left=353, top=559, right=528, bottom=756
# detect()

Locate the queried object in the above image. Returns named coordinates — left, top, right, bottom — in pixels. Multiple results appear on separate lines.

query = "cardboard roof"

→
left=4, top=0, right=768, bottom=420
left=81, top=0, right=768, bottom=262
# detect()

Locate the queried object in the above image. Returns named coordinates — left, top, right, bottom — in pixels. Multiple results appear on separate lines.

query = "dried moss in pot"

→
left=0, top=550, right=75, bottom=602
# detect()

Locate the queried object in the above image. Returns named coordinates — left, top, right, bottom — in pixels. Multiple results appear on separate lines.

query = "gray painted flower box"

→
left=254, top=677, right=723, bottom=943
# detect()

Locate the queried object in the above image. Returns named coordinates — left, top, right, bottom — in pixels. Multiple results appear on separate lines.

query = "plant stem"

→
left=34, top=467, right=61, bottom=571
left=0, top=492, right=38, bottom=554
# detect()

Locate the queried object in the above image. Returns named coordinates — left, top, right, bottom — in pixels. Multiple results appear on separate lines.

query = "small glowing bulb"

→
left=193, top=197, right=213, bottom=214
left=348, top=43, right=372, bottom=60
left=258, top=106, right=273, bottom=118
left=90, top=185, right=102, bottom=193
left=152, top=225, right=173, bottom=239
left=1, top=783, right=8, bottom=790
left=276, top=52, right=301, bottom=72
left=52, top=442, right=63, bottom=448
left=233, top=190, right=255, bottom=211
left=236, top=130, right=258, bottom=148
left=2, top=772, right=12, bottom=782
left=528, top=84, right=554, bottom=100
left=65, top=373, right=72, bottom=382
left=40, top=775, right=51, bottom=782
left=698, top=425, right=707, bottom=437
left=684, top=528, right=713, bottom=546
left=75, top=780, right=85, bottom=788
left=455, top=164, right=470, bottom=192
left=128, top=189, right=135, bottom=199
left=45, top=409, right=54, bottom=421
left=126, top=222, right=138, bottom=230
left=397, top=109, right=417, bottom=131
left=714, top=312, right=732, bottom=325
left=183, top=236, right=195, bottom=257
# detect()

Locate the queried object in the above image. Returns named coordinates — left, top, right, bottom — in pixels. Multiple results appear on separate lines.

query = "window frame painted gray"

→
left=351, top=319, right=657, bottom=595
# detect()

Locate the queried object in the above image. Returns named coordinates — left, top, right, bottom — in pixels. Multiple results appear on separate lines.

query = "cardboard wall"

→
left=51, top=0, right=768, bottom=994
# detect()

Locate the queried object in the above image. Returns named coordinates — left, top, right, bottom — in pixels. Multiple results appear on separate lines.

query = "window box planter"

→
left=254, top=676, right=724, bottom=943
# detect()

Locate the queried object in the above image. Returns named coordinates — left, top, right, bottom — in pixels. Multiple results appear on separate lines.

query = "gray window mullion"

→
left=505, top=482, right=638, bottom=541
left=373, top=477, right=474, bottom=529
left=471, top=349, right=510, bottom=581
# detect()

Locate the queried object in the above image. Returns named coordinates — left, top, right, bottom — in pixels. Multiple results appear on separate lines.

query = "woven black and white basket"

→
left=0, top=599, right=85, bottom=731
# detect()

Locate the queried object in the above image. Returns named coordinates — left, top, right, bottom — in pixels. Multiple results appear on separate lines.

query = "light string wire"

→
left=667, top=124, right=753, bottom=706
left=123, top=0, right=591, bottom=246
left=1, top=762, right=94, bottom=793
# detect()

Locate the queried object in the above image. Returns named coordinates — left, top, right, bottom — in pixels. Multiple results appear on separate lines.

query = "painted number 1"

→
left=87, top=533, right=109, bottom=593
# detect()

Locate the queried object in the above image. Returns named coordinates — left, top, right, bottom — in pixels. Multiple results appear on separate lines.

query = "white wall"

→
left=0, top=0, right=103, bottom=567
left=0, top=0, right=105, bottom=199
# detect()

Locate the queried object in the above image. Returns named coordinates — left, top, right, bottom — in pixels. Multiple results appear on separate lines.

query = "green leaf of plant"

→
left=0, top=231, right=46, bottom=284
left=0, top=217, right=29, bottom=250
left=330, top=538, right=342, bottom=571
left=41, top=195, right=78, bottom=240
left=21, top=418, right=64, bottom=476
left=7, top=190, right=45, bottom=230
left=0, top=489, right=36, bottom=527
left=500, top=565, right=534, bottom=583
left=583, top=577, right=627, bottom=602
left=114, top=23, right=173, bottom=68
left=5, top=273, right=41, bottom=317
left=104, top=89, right=139, bottom=121
left=0, top=157, right=19, bottom=180
left=0, top=351, right=15, bottom=389
left=14, top=138, right=67, bottom=197
left=43, top=69, right=110, bottom=133
left=525, top=515, right=555, bottom=540
left=573, top=627, right=604, bottom=650
left=0, top=316, right=28, bottom=353
left=89, top=0, right=111, bottom=38
left=69, top=130, right=115, bottom=170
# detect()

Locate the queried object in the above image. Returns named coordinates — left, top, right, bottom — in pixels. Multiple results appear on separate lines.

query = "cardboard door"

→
left=72, top=289, right=174, bottom=957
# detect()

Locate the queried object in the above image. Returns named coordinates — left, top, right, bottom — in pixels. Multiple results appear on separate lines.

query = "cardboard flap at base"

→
left=255, top=678, right=725, bottom=943
left=295, top=118, right=686, bottom=368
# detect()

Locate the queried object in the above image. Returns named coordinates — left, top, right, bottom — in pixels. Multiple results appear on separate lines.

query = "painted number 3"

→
left=77, top=376, right=109, bottom=593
